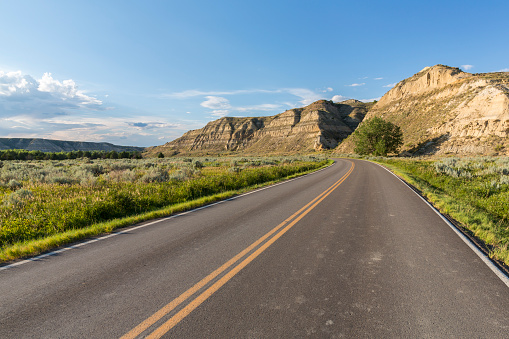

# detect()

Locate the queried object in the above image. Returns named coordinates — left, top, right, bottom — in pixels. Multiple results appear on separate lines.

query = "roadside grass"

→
left=370, top=156, right=509, bottom=267
left=0, top=156, right=332, bottom=262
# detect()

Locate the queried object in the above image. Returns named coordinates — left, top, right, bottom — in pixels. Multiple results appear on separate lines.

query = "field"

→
left=0, top=155, right=329, bottom=261
left=372, top=156, right=509, bottom=267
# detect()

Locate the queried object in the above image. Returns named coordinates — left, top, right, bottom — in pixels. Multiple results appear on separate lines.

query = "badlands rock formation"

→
left=337, top=65, right=509, bottom=155
left=149, top=100, right=373, bottom=156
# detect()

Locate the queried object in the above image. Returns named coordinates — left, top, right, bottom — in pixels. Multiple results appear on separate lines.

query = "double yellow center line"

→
left=121, top=161, right=354, bottom=339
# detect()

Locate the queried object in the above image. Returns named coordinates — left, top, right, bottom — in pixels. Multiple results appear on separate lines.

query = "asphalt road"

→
left=1, top=159, right=508, bottom=338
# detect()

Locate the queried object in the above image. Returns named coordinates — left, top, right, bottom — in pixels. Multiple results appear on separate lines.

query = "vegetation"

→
left=0, top=155, right=329, bottom=261
left=0, top=149, right=142, bottom=161
left=372, top=156, right=509, bottom=267
left=352, top=117, right=403, bottom=156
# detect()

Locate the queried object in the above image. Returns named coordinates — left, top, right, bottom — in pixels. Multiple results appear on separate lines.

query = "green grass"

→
left=371, top=156, right=509, bottom=267
left=0, top=156, right=331, bottom=262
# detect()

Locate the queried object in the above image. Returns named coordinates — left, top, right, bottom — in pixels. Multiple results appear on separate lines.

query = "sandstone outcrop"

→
left=0, top=138, right=144, bottom=153
left=337, top=65, right=509, bottom=156
left=149, top=100, right=373, bottom=156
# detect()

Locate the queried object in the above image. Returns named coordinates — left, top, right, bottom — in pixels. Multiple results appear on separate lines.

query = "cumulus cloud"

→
left=210, top=110, right=230, bottom=117
left=0, top=70, right=208, bottom=147
left=200, top=96, right=231, bottom=110
left=461, top=64, right=474, bottom=71
left=0, top=70, right=103, bottom=119
left=283, top=88, right=324, bottom=105
left=346, top=83, right=365, bottom=87
left=236, top=103, right=282, bottom=112
left=331, top=95, right=349, bottom=103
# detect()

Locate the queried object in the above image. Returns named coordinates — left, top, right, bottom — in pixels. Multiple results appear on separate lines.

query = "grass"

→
left=0, top=156, right=331, bottom=262
left=369, top=156, right=509, bottom=267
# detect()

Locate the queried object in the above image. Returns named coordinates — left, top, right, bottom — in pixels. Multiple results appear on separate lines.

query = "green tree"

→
left=157, top=152, right=165, bottom=158
left=352, top=117, right=403, bottom=156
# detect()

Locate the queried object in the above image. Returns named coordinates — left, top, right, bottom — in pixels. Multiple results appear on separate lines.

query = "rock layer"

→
left=337, top=65, right=509, bottom=156
left=150, top=100, right=373, bottom=156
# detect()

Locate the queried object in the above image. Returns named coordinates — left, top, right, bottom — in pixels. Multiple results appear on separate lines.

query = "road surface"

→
left=1, top=159, right=508, bottom=338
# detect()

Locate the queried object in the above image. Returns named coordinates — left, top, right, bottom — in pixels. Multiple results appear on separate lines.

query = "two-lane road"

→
left=1, top=159, right=508, bottom=338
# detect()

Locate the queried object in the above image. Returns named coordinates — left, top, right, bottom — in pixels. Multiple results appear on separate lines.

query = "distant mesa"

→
left=0, top=138, right=145, bottom=153
left=146, top=99, right=375, bottom=156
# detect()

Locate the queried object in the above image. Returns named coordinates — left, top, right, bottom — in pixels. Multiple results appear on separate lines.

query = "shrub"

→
left=352, top=117, right=403, bottom=156
left=140, top=168, right=169, bottom=183
left=193, top=160, right=204, bottom=169
left=7, top=179, right=22, bottom=190
left=4, top=188, right=33, bottom=207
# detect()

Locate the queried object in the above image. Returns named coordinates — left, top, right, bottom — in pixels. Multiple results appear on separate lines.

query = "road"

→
left=1, top=159, right=508, bottom=338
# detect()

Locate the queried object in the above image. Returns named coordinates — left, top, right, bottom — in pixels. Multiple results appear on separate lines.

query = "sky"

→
left=1, top=0, right=508, bottom=147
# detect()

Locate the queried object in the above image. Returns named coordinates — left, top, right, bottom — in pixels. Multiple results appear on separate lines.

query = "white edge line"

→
left=0, top=161, right=336, bottom=272
left=366, top=159, right=509, bottom=288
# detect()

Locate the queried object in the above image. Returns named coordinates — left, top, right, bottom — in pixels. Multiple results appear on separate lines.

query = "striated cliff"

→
left=337, top=65, right=509, bottom=156
left=0, top=138, right=144, bottom=153
left=149, top=100, right=373, bottom=156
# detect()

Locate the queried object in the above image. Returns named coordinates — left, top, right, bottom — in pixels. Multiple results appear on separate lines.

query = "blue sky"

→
left=1, top=0, right=508, bottom=147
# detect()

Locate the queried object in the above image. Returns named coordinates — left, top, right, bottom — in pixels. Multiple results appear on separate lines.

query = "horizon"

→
left=1, top=0, right=508, bottom=147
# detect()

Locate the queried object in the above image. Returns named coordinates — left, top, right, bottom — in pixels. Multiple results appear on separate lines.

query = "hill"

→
left=337, top=65, right=509, bottom=156
left=147, top=100, right=374, bottom=156
left=0, top=138, right=145, bottom=153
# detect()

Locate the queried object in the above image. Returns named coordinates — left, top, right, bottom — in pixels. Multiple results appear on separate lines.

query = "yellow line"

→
left=120, top=161, right=354, bottom=339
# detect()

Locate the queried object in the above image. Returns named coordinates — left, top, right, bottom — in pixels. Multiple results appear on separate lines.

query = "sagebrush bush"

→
left=4, top=188, right=33, bottom=207
left=0, top=157, right=327, bottom=248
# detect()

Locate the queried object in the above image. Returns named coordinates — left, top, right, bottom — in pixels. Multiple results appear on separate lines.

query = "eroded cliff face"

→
left=150, top=100, right=373, bottom=156
left=337, top=65, right=509, bottom=156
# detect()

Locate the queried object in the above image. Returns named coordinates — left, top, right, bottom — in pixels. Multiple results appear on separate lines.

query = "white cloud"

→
left=374, top=77, right=383, bottom=80
left=236, top=103, right=282, bottom=112
left=210, top=110, right=230, bottom=117
left=383, top=83, right=397, bottom=88
left=461, top=64, right=474, bottom=71
left=346, top=83, right=365, bottom=87
left=0, top=70, right=103, bottom=118
left=283, top=88, right=324, bottom=105
left=360, top=97, right=382, bottom=103
left=499, top=68, right=509, bottom=72
left=200, top=96, right=231, bottom=110
left=331, top=95, right=349, bottom=103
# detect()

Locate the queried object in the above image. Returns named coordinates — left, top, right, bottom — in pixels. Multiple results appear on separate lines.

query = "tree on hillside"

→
left=352, top=117, right=403, bottom=156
